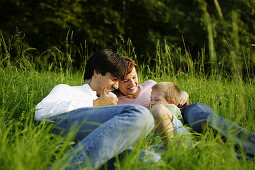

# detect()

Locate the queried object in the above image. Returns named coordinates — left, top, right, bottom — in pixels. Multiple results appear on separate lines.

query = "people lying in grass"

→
left=114, top=55, right=255, bottom=158
left=114, top=56, right=189, bottom=108
left=150, top=82, right=192, bottom=150
left=35, top=50, right=157, bottom=169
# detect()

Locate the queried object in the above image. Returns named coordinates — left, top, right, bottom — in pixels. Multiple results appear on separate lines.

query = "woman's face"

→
left=118, top=67, right=139, bottom=97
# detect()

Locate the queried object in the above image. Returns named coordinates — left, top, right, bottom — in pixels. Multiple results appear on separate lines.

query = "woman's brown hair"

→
left=121, top=56, right=138, bottom=75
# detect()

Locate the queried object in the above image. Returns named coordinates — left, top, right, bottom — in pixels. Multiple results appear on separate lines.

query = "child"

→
left=150, top=82, right=192, bottom=150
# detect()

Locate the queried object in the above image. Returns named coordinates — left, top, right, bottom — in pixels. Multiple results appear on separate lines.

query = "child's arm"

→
left=151, top=104, right=174, bottom=150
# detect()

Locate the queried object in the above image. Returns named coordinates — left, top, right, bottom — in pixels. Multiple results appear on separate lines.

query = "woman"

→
left=114, top=56, right=189, bottom=108
left=114, top=56, right=255, bottom=158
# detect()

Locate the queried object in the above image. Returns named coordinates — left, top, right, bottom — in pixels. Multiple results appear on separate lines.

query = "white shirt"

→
left=35, top=84, right=98, bottom=120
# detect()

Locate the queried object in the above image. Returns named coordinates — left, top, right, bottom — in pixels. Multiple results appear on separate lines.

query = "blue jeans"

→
left=51, top=104, right=155, bottom=169
left=181, top=103, right=255, bottom=157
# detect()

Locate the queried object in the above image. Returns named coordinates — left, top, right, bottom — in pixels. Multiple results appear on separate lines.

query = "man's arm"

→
left=35, top=84, right=94, bottom=120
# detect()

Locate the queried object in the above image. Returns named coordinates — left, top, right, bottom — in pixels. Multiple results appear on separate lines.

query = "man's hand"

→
left=178, top=91, right=189, bottom=108
left=93, top=94, right=118, bottom=106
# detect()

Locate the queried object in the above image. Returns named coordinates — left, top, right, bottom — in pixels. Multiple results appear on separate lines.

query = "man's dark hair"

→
left=84, top=49, right=127, bottom=81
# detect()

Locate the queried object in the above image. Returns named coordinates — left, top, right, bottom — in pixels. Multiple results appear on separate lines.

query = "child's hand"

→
left=179, top=91, right=189, bottom=108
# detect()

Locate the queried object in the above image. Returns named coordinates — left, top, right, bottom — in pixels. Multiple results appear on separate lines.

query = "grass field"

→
left=0, top=36, right=255, bottom=169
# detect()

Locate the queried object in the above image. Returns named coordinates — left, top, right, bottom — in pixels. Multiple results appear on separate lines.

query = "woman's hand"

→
left=178, top=91, right=189, bottom=108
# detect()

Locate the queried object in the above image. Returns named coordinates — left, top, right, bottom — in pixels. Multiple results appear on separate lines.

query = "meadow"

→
left=0, top=35, right=254, bottom=170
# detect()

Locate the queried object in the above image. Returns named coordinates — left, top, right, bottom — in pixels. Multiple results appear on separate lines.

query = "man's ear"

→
left=93, top=70, right=99, bottom=78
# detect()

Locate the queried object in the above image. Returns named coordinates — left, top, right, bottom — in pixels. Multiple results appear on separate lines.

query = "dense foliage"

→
left=0, top=0, right=255, bottom=76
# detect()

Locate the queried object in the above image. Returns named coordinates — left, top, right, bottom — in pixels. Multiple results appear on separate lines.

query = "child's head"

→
left=150, top=82, right=180, bottom=107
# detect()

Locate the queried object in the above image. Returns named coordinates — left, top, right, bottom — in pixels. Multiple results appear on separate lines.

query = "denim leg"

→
left=180, top=103, right=215, bottom=133
left=53, top=105, right=131, bottom=142
left=181, top=103, right=255, bottom=157
left=208, top=113, right=255, bottom=157
left=52, top=104, right=155, bottom=169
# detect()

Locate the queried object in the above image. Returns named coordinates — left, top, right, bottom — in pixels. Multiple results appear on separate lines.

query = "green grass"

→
left=0, top=36, right=255, bottom=169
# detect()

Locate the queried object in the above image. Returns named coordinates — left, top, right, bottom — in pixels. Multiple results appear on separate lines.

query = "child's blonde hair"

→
left=152, top=82, right=180, bottom=105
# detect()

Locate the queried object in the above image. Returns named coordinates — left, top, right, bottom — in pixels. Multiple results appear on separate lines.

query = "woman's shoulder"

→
left=139, top=80, right=157, bottom=88
left=138, top=80, right=157, bottom=94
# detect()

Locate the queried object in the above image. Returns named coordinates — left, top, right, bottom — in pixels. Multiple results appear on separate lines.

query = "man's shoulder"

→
left=53, top=84, right=86, bottom=90
left=51, top=84, right=94, bottom=96
left=51, top=84, right=72, bottom=91
left=55, top=83, right=70, bottom=87
left=48, top=84, right=84, bottom=96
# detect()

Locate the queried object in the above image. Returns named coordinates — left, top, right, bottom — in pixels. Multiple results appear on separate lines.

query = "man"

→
left=35, top=49, right=155, bottom=169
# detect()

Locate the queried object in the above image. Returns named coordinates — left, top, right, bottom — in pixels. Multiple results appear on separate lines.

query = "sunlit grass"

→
left=0, top=34, right=254, bottom=169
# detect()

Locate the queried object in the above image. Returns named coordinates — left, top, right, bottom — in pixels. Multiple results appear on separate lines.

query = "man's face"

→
left=118, top=67, right=139, bottom=97
left=96, top=72, right=119, bottom=96
left=150, top=89, right=168, bottom=107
